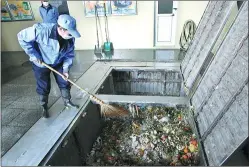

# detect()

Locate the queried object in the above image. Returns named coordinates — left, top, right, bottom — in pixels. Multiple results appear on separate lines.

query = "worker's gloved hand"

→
left=32, top=58, right=42, bottom=64
left=62, top=72, right=69, bottom=81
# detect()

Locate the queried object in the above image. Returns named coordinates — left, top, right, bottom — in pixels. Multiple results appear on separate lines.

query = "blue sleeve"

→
left=17, top=25, right=41, bottom=61
left=62, top=38, right=75, bottom=73
left=39, top=7, right=44, bottom=20
left=54, top=7, right=59, bottom=20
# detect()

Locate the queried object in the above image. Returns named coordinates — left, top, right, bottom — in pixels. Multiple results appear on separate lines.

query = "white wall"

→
left=175, top=1, right=209, bottom=48
left=69, top=1, right=154, bottom=50
left=1, top=1, right=208, bottom=51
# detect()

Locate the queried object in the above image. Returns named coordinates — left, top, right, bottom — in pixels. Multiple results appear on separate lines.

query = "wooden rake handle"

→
left=41, top=62, right=105, bottom=105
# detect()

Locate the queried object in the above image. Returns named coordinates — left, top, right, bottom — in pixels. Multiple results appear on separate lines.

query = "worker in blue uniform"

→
left=17, top=14, right=81, bottom=118
left=39, top=0, right=59, bottom=23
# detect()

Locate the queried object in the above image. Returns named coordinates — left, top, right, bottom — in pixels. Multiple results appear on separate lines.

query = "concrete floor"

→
left=1, top=50, right=96, bottom=156
left=1, top=49, right=182, bottom=157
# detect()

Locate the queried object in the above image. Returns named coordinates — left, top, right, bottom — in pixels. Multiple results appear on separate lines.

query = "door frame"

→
left=153, top=1, right=178, bottom=47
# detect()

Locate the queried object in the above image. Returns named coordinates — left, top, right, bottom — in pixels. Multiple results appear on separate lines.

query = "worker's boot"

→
left=42, top=105, right=49, bottom=118
left=39, top=95, right=49, bottom=118
left=60, top=89, right=79, bottom=109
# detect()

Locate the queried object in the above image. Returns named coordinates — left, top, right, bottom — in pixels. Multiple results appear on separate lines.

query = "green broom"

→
left=103, top=3, right=113, bottom=52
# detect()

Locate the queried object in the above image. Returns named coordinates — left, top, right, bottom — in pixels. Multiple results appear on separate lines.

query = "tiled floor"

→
left=1, top=50, right=96, bottom=156
left=1, top=49, right=182, bottom=156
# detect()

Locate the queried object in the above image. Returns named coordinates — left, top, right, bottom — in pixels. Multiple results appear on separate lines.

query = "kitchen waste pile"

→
left=85, top=104, right=200, bottom=166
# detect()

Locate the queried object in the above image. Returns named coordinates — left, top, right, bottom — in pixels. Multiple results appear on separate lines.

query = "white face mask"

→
left=62, top=35, right=73, bottom=40
left=42, top=2, right=49, bottom=7
left=58, top=26, right=74, bottom=39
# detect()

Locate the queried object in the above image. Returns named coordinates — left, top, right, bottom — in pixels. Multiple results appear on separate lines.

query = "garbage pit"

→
left=84, top=103, right=202, bottom=166
left=97, top=69, right=184, bottom=97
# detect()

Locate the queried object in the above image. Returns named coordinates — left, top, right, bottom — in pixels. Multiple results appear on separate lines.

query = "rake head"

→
left=100, top=103, right=129, bottom=118
left=89, top=95, right=129, bottom=118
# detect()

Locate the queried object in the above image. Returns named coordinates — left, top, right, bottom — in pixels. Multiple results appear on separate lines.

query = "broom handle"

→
left=95, top=5, right=100, bottom=48
left=104, top=3, right=108, bottom=42
left=41, top=62, right=105, bottom=105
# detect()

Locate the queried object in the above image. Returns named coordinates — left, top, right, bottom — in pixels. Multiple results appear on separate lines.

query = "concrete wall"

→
left=1, top=1, right=208, bottom=51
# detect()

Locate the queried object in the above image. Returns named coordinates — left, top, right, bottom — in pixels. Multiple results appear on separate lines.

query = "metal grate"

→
left=181, top=1, right=236, bottom=92
left=98, top=70, right=183, bottom=96
left=192, top=2, right=248, bottom=166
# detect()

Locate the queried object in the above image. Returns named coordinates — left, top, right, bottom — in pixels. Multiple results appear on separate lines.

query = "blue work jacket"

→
left=17, top=23, right=75, bottom=73
left=39, top=4, right=59, bottom=23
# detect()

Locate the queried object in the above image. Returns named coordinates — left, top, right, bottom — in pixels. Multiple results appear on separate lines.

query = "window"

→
left=158, top=0, right=173, bottom=14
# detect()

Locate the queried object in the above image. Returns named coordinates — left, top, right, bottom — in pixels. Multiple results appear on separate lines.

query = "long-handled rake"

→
left=41, top=62, right=129, bottom=117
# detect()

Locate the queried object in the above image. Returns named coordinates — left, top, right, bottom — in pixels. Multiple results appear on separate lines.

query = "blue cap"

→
left=57, top=14, right=81, bottom=38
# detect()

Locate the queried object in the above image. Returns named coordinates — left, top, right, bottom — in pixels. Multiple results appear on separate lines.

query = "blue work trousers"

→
left=32, top=63, right=70, bottom=96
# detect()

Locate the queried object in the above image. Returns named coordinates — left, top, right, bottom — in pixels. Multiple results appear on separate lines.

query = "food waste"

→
left=85, top=104, right=200, bottom=166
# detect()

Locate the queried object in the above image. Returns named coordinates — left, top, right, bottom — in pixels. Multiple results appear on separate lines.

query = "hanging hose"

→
left=179, top=20, right=196, bottom=94
left=179, top=20, right=196, bottom=51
